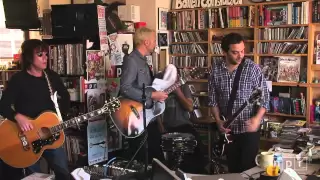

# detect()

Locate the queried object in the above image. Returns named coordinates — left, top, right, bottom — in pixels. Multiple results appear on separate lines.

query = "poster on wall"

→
left=97, top=5, right=109, bottom=52
left=85, top=63, right=108, bottom=165
left=86, top=50, right=107, bottom=81
left=107, top=33, right=133, bottom=66
left=106, top=78, right=120, bottom=98
left=87, top=119, right=108, bottom=166
left=158, top=8, right=168, bottom=30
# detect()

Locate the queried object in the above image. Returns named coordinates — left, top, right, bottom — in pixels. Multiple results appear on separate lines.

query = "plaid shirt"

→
left=208, top=58, right=270, bottom=134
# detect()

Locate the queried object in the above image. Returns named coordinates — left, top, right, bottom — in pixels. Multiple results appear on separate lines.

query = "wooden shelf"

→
left=171, top=41, right=208, bottom=44
left=0, top=70, right=20, bottom=72
left=188, top=79, right=208, bottom=83
left=272, top=82, right=308, bottom=87
left=168, top=29, right=208, bottom=32
left=257, top=24, right=309, bottom=28
left=265, top=113, right=306, bottom=118
left=311, top=64, right=320, bottom=71
left=258, top=39, right=308, bottom=42
left=257, top=54, right=308, bottom=56
left=210, top=27, right=254, bottom=30
left=310, top=84, right=320, bottom=88
left=212, top=40, right=254, bottom=43
left=169, top=54, right=208, bottom=56
left=168, top=0, right=316, bottom=125
left=192, top=93, right=208, bottom=97
left=210, top=53, right=254, bottom=56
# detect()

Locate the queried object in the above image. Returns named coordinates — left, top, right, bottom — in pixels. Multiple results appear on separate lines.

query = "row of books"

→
left=258, top=27, right=308, bottom=40
left=167, top=6, right=255, bottom=30
left=257, top=42, right=308, bottom=54
left=48, top=44, right=84, bottom=76
left=171, top=31, right=206, bottom=43
left=312, top=0, right=320, bottom=23
left=170, top=56, right=208, bottom=67
left=170, top=44, right=207, bottom=54
left=167, top=10, right=207, bottom=30
left=206, top=6, right=255, bottom=28
left=258, top=2, right=309, bottom=26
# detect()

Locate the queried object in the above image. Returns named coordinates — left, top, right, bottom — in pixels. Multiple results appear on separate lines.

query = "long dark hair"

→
left=20, top=39, right=49, bottom=70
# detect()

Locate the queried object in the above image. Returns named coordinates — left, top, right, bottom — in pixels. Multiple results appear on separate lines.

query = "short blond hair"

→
left=133, top=27, right=155, bottom=47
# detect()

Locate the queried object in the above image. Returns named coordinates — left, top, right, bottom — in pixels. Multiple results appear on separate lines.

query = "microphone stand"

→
left=142, top=83, right=148, bottom=173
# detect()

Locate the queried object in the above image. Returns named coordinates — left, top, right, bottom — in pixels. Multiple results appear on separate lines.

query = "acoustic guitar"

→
left=0, top=97, right=120, bottom=168
left=214, top=88, right=262, bottom=157
left=110, top=68, right=204, bottom=138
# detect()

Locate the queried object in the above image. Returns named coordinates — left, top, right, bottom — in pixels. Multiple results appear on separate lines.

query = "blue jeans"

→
left=28, top=147, right=71, bottom=180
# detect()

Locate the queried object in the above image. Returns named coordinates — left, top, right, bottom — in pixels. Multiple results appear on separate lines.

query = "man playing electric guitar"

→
left=208, top=33, right=270, bottom=173
left=120, top=27, right=168, bottom=163
left=0, top=39, right=71, bottom=180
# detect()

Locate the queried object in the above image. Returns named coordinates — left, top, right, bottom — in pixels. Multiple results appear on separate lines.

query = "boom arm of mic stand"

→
left=142, top=83, right=148, bottom=173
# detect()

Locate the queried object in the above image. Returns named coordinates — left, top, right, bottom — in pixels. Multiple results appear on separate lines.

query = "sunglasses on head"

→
left=36, top=52, right=47, bottom=57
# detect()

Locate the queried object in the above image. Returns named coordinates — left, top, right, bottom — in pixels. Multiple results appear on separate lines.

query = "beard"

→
left=227, top=56, right=243, bottom=65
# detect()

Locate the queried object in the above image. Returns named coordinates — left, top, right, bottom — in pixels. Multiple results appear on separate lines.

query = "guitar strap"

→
left=43, top=70, right=63, bottom=123
left=226, top=60, right=245, bottom=120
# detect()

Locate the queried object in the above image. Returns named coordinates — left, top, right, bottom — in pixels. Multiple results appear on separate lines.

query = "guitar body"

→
left=213, top=89, right=263, bottom=157
left=110, top=96, right=165, bottom=138
left=215, top=115, right=233, bottom=157
left=0, top=112, right=65, bottom=168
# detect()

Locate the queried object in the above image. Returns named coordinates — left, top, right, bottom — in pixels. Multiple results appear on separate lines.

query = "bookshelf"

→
left=167, top=0, right=320, bottom=146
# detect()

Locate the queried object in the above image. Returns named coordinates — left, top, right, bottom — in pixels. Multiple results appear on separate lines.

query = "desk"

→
left=186, top=161, right=320, bottom=180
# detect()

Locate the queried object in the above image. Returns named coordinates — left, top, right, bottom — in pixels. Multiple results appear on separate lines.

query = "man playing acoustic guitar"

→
left=120, top=27, right=168, bottom=163
left=0, top=39, right=71, bottom=180
left=208, top=33, right=270, bottom=173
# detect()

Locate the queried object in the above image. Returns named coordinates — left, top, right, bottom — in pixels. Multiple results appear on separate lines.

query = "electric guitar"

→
left=214, top=88, right=262, bottom=157
left=110, top=68, right=204, bottom=138
left=0, top=97, right=120, bottom=168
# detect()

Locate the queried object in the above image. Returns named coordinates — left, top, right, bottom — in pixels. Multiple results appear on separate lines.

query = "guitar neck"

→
left=50, top=108, right=105, bottom=134
left=164, top=81, right=183, bottom=94
left=223, top=101, right=249, bottom=128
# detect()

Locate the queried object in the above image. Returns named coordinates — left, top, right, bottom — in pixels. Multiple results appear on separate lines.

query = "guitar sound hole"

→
left=31, top=128, right=60, bottom=154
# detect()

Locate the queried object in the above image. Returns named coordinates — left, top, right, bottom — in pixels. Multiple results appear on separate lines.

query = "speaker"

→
left=51, top=4, right=99, bottom=38
left=2, top=0, right=41, bottom=29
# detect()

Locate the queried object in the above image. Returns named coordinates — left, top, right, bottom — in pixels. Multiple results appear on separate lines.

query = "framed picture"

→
left=158, top=7, right=168, bottom=30
left=158, top=32, right=169, bottom=47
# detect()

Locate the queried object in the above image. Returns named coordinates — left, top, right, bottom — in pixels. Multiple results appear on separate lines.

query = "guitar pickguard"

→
left=127, top=101, right=165, bottom=137
left=31, top=133, right=60, bottom=154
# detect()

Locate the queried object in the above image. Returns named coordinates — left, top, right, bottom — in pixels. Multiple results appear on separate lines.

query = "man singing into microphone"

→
left=120, top=27, right=168, bottom=163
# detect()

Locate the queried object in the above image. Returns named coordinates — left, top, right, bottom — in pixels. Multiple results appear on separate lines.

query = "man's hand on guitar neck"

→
left=15, top=113, right=33, bottom=132
left=151, top=91, right=168, bottom=102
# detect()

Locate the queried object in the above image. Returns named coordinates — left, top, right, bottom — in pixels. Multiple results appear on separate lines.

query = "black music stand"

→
left=142, top=83, right=148, bottom=173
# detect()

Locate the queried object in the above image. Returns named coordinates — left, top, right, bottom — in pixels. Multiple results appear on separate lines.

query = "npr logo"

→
left=107, top=66, right=122, bottom=78
left=280, top=156, right=308, bottom=173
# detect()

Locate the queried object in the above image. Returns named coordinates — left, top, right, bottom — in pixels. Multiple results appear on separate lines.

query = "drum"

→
left=161, top=132, right=197, bottom=170
left=161, top=132, right=197, bottom=153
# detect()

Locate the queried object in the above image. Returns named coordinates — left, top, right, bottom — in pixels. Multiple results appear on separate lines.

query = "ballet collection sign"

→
left=174, top=0, right=243, bottom=9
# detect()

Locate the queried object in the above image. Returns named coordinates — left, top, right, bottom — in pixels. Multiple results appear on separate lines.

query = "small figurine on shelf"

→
left=315, top=100, right=320, bottom=122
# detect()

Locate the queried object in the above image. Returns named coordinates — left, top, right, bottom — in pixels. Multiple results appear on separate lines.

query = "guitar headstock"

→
left=248, top=88, right=263, bottom=104
left=180, top=67, right=208, bottom=82
left=102, top=97, right=121, bottom=114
